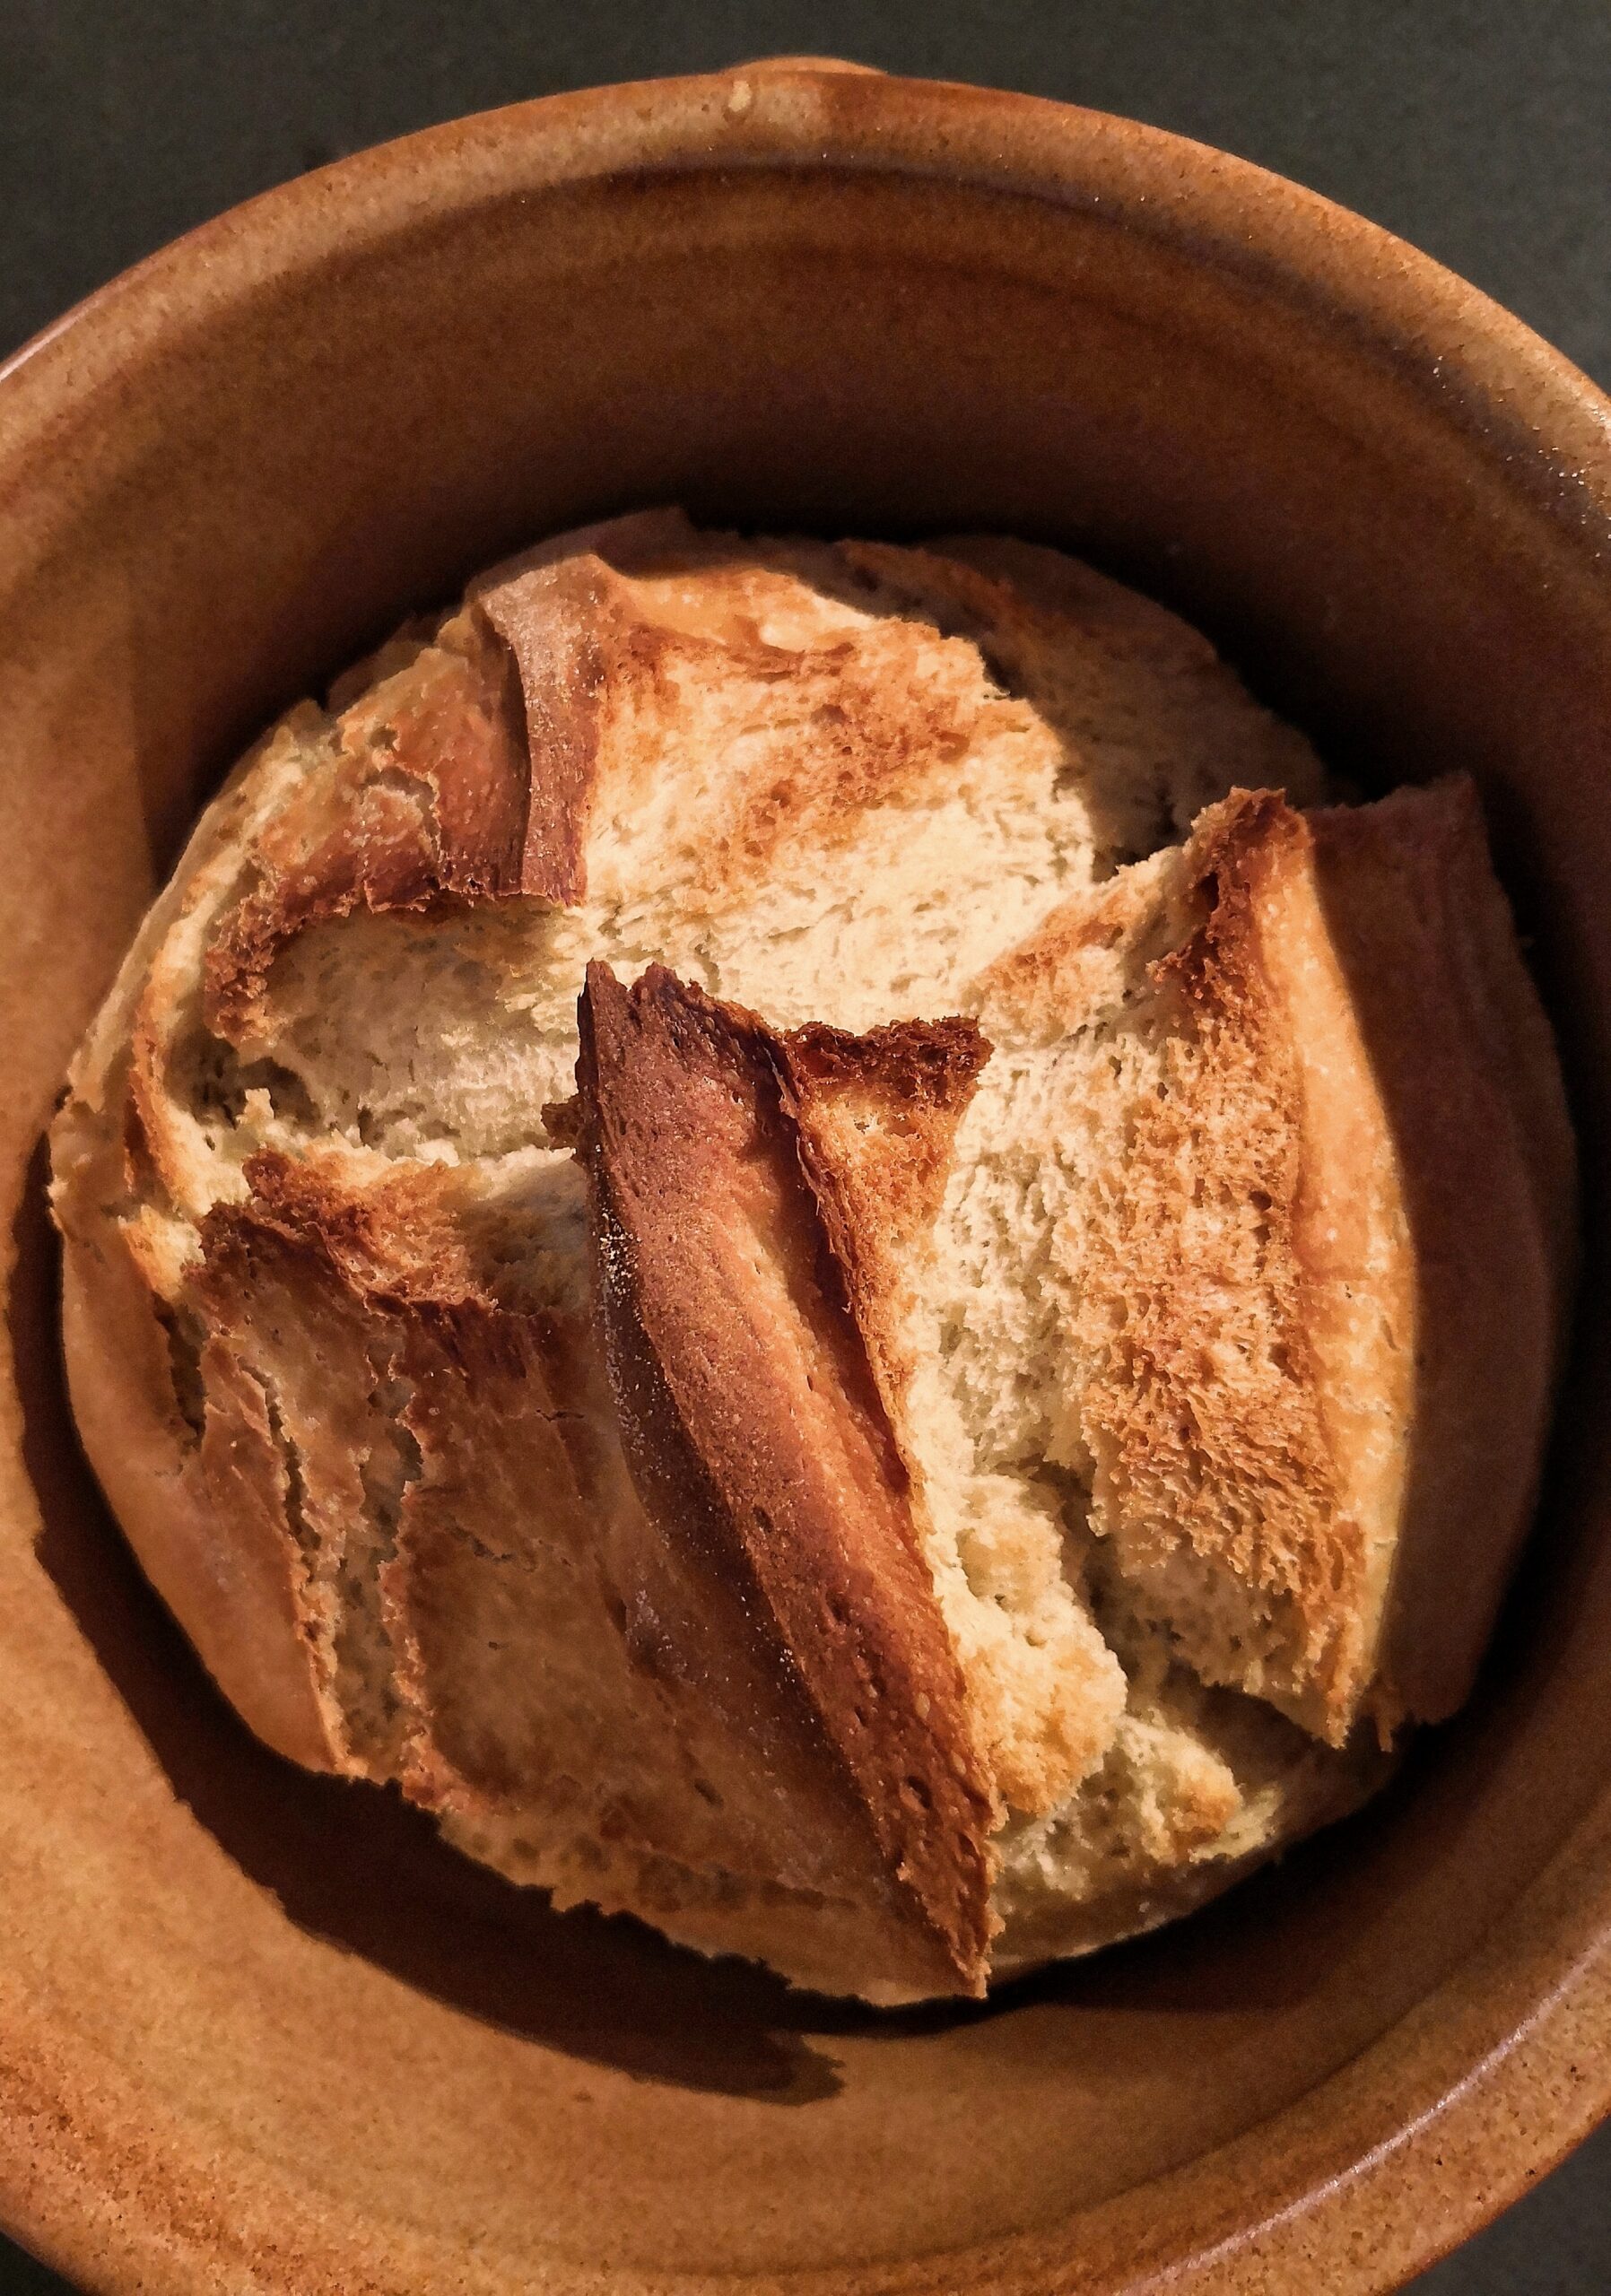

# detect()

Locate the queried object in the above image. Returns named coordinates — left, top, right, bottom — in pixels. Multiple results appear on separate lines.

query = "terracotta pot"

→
left=3, top=58, right=1609, bottom=2296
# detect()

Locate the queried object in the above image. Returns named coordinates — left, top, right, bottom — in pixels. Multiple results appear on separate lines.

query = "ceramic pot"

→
left=3, top=58, right=1609, bottom=2296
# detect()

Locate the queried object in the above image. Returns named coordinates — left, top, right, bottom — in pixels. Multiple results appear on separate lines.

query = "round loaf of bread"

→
left=51, top=510, right=1575, bottom=2001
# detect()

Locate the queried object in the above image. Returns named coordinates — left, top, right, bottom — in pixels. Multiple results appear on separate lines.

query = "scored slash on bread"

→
left=49, top=509, right=1575, bottom=1998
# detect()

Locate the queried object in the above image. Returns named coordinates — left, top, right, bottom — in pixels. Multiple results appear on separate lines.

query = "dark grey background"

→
left=3, top=3, right=1607, bottom=2290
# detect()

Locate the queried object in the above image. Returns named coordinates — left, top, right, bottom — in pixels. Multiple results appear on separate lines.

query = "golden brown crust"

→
left=697, top=613, right=997, bottom=894
left=473, top=557, right=617, bottom=907
left=577, top=961, right=999, bottom=1991
left=58, top=1246, right=342, bottom=1773
left=1304, top=779, right=1578, bottom=1723
left=845, top=534, right=1220, bottom=670
left=204, top=625, right=532, bottom=1041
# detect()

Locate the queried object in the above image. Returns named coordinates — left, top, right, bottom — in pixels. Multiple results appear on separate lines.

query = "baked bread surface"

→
left=51, top=510, right=1574, bottom=1999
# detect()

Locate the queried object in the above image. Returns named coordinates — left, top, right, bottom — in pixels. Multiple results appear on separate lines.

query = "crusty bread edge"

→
left=58, top=1214, right=339, bottom=1772
left=1307, top=779, right=1580, bottom=1727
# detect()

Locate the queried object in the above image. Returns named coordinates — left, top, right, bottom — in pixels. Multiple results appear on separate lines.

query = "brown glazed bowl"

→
left=4, top=57, right=1611, bottom=2296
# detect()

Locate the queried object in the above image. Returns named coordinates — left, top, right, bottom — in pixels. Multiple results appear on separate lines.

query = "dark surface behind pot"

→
left=4, top=6, right=1607, bottom=2292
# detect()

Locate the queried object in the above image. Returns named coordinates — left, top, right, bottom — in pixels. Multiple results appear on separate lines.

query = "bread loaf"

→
left=50, top=510, right=1574, bottom=1999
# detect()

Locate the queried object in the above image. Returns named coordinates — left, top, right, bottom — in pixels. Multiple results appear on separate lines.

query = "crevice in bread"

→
left=202, top=615, right=537, bottom=1043
left=252, top=1364, right=315, bottom=1565
left=152, top=1297, right=208, bottom=1447
left=891, top=1034, right=1132, bottom=1816
left=989, top=1635, right=1384, bottom=1972
left=186, top=1035, right=320, bottom=1138
left=257, top=1341, right=413, bottom=1776
left=343, top=1361, right=420, bottom=1770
